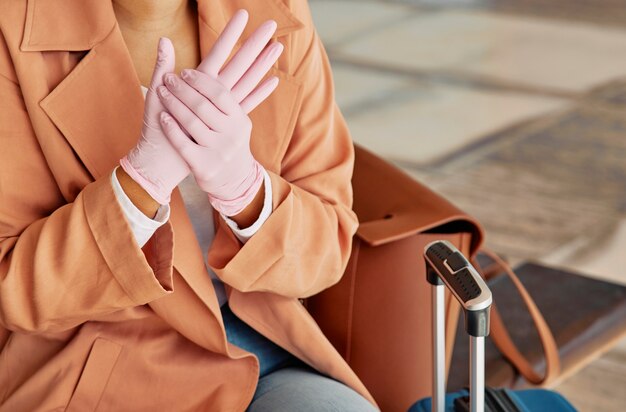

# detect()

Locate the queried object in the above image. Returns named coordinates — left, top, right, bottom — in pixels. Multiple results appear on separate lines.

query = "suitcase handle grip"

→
left=425, top=240, right=492, bottom=337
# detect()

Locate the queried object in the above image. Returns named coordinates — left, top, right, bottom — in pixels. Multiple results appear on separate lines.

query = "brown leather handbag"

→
left=305, top=145, right=559, bottom=412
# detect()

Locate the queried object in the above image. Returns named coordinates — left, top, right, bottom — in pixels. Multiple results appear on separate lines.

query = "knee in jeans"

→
left=248, top=366, right=378, bottom=412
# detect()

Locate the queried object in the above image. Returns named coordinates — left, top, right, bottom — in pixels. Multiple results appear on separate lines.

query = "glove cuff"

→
left=119, top=156, right=171, bottom=205
left=208, top=160, right=265, bottom=216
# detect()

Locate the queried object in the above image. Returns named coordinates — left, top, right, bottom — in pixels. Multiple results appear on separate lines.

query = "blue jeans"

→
left=221, top=302, right=303, bottom=377
left=220, top=303, right=378, bottom=411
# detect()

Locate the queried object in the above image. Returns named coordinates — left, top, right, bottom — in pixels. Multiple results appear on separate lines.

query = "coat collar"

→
left=20, top=0, right=304, bottom=52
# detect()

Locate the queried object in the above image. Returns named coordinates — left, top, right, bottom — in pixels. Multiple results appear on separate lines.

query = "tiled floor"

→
left=339, top=79, right=567, bottom=164
left=399, top=0, right=626, bottom=29
left=310, top=1, right=626, bottom=410
left=336, top=10, right=626, bottom=92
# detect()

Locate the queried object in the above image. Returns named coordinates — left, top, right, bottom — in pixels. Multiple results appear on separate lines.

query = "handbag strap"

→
left=472, top=248, right=561, bottom=385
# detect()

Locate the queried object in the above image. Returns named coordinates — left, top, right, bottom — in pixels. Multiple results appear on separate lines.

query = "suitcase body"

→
left=410, top=389, right=576, bottom=412
left=409, top=241, right=577, bottom=412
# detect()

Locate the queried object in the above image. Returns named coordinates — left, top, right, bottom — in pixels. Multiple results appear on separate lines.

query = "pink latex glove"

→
left=119, top=37, right=190, bottom=205
left=156, top=10, right=283, bottom=216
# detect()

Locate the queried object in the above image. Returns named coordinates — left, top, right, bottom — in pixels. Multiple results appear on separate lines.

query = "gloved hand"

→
left=156, top=10, right=283, bottom=216
left=119, top=37, right=190, bottom=205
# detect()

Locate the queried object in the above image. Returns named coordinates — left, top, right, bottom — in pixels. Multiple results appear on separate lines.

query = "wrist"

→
left=115, top=166, right=162, bottom=218
left=208, top=161, right=265, bottom=217
left=119, top=156, right=172, bottom=205
left=222, top=179, right=265, bottom=228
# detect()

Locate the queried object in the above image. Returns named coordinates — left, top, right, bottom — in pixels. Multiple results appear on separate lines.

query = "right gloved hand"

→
left=119, top=37, right=189, bottom=205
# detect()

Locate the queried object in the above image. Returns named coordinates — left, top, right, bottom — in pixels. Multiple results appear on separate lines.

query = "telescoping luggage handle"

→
left=424, top=240, right=493, bottom=412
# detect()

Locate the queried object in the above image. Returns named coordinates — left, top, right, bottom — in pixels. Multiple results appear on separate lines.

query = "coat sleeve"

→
left=0, top=29, right=174, bottom=334
left=207, top=1, right=359, bottom=298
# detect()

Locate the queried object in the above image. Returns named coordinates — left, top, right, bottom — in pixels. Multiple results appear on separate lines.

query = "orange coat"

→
left=0, top=0, right=379, bottom=410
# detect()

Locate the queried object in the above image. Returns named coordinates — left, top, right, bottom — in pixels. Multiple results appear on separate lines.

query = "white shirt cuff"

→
left=111, top=166, right=170, bottom=248
left=220, top=168, right=273, bottom=244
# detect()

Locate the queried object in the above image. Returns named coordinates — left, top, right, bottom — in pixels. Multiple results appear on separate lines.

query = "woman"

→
left=0, top=0, right=379, bottom=410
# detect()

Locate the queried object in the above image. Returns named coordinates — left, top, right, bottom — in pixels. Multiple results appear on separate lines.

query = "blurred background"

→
left=309, top=0, right=626, bottom=410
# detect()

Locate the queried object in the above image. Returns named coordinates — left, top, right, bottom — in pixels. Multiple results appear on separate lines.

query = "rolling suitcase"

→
left=409, top=240, right=577, bottom=412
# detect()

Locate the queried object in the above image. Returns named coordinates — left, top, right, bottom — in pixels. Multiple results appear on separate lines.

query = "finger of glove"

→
left=157, top=86, right=218, bottom=148
left=240, top=76, right=279, bottom=114
left=145, top=37, right=176, bottom=127
left=181, top=69, right=240, bottom=115
left=230, top=41, right=283, bottom=104
left=159, top=112, right=205, bottom=174
left=196, top=9, right=248, bottom=77
left=163, top=73, right=229, bottom=133
left=217, top=19, right=277, bottom=90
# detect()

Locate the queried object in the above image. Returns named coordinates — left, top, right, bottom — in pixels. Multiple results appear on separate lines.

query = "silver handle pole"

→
left=469, top=335, right=485, bottom=412
left=432, top=285, right=445, bottom=412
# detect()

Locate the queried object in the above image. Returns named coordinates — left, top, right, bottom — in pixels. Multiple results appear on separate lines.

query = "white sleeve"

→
left=111, top=167, right=170, bottom=248
left=220, top=168, right=273, bottom=244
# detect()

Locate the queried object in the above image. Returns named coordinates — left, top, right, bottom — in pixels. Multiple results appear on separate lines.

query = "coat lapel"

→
left=38, top=26, right=144, bottom=180
left=20, top=0, right=116, bottom=52
left=25, top=0, right=305, bottom=353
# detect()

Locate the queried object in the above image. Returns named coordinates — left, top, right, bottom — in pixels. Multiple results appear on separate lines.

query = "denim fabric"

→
left=248, top=366, right=379, bottom=411
left=220, top=302, right=304, bottom=378
left=221, top=303, right=378, bottom=411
